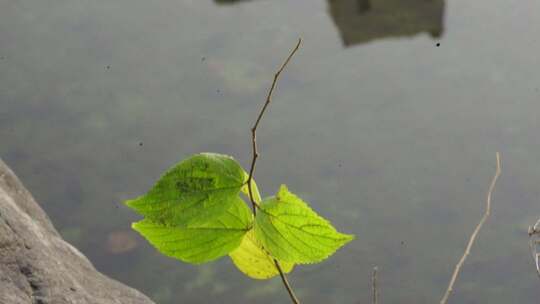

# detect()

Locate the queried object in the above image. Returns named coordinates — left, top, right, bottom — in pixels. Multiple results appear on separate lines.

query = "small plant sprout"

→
left=124, top=39, right=354, bottom=304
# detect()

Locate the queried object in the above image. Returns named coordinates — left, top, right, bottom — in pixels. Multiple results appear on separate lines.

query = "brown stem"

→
left=274, top=259, right=300, bottom=304
left=439, top=152, right=502, bottom=304
left=245, top=38, right=302, bottom=304
left=372, top=266, right=379, bottom=304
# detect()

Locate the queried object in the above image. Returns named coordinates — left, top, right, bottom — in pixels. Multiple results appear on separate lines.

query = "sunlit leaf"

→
left=125, top=153, right=246, bottom=225
left=254, top=185, right=354, bottom=264
left=132, top=196, right=252, bottom=264
left=230, top=230, right=294, bottom=279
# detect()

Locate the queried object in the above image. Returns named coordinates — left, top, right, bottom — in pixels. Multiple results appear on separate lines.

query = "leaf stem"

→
left=246, top=38, right=302, bottom=304
left=274, top=259, right=300, bottom=304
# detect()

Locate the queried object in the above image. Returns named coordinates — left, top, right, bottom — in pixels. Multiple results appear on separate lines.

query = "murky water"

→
left=2, top=0, right=540, bottom=303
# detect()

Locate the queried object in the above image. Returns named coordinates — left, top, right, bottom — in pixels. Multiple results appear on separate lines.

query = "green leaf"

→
left=254, top=185, right=354, bottom=264
left=125, top=153, right=246, bottom=225
left=229, top=230, right=294, bottom=280
left=132, top=196, right=252, bottom=264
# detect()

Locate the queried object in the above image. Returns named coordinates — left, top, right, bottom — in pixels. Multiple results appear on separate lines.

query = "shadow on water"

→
left=214, top=0, right=445, bottom=47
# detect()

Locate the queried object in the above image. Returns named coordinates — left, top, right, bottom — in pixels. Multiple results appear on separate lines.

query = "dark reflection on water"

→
left=328, top=0, right=444, bottom=46
left=215, top=0, right=445, bottom=47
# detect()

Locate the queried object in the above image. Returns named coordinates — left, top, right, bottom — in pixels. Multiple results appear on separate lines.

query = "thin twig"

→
left=372, top=266, right=379, bottom=304
left=528, top=218, right=540, bottom=237
left=274, top=259, right=301, bottom=304
left=440, top=152, right=502, bottom=304
left=246, top=38, right=301, bottom=215
left=528, top=218, right=540, bottom=278
left=245, top=38, right=302, bottom=304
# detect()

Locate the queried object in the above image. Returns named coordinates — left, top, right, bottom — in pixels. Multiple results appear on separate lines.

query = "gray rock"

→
left=0, top=159, right=155, bottom=304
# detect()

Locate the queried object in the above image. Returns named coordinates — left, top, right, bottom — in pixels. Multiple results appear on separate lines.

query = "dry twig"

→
left=439, top=152, right=502, bottom=304
left=528, top=218, right=540, bottom=278
left=245, top=38, right=302, bottom=304
left=372, top=266, right=379, bottom=304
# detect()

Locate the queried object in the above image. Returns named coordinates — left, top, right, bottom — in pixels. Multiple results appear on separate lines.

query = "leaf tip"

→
left=130, top=220, right=142, bottom=231
left=276, top=184, right=291, bottom=201
left=123, top=199, right=133, bottom=208
left=123, top=196, right=141, bottom=209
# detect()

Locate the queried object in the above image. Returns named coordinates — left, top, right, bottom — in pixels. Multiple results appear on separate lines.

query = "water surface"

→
left=1, top=0, right=540, bottom=303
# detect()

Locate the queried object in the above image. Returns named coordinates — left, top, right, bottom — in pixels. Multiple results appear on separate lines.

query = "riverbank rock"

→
left=0, top=158, right=155, bottom=304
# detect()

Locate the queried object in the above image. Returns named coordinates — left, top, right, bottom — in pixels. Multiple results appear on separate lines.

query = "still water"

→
left=1, top=0, right=540, bottom=303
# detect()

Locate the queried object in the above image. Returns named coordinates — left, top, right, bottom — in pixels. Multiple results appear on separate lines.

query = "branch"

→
left=274, top=259, right=301, bottom=304
left=440, top=152, right=502, bottom=304
left=372, top=266, right=379, bottom=304
left=528, top=218, right=540, bottom=279
left=246, top=37, right=301, bottom=215
left=245, top=38, right=302, bottom=304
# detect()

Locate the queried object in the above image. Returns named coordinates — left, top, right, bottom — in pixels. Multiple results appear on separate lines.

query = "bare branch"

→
left=245, top=38, right=302, bottom=304
left=440, top=152, right=502, bottom=304
left=372, top=266, right=379, bottom=304
left=528, top=218, right=540, bottom=278
left=528, top=218, right=540, bottom=237
left=246, top=37, right=301, bottom=215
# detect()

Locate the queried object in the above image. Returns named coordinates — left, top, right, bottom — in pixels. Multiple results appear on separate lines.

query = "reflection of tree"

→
left=357, top=0, right=371, bottom=14
left=328, top=0, right=444, bottom=46
left=214, top=0, right=250, bottom=4
left=214, top=0, right=445, bottom=47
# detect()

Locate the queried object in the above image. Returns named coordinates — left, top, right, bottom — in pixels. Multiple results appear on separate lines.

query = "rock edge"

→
left=0, top=158, right=155, bottom=304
